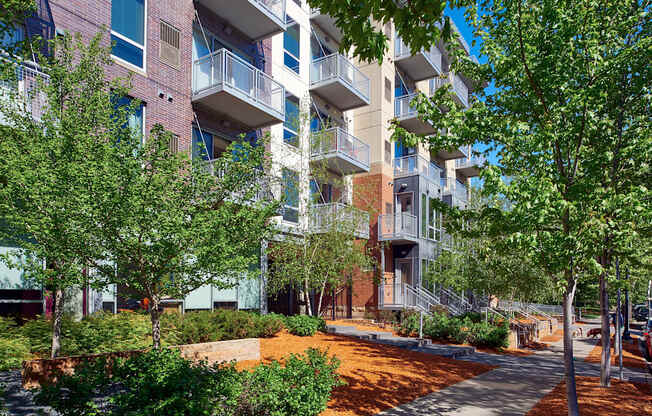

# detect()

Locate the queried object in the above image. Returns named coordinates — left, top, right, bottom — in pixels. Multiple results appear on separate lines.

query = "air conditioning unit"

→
left=159, top=20, right=180, bottom=69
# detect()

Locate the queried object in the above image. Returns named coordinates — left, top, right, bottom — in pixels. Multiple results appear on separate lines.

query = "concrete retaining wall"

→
left=22, top=338, right=260, bottom=388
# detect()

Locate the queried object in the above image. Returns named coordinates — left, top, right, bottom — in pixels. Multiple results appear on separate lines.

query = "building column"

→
left=259, top=240, right=268, bottom=314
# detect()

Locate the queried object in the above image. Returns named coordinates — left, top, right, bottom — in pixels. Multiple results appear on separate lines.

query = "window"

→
left=384, top=77, right=392, bottom=102
left=192, top=127, right=213, bottom=161
left=284, top=94, right=300, bottom=147
left=384, top=140, right=391, bottom=164
left=0, top=23, right=24, bottom=50
left=395, top=73, right=408, bottom=97
left=421, top=193, right=427, bottom=238
left=428, top=196, right=441, bottom=241
left=282, top=168, right=299, bottom=223
left=111, top=0, right=146, bottom=69
left=283, top=22, right=300, bottom=74
left=114, top=96, right=145, bottom=143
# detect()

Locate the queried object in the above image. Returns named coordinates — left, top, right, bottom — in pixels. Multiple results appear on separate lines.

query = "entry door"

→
left=396, top=194, right=413, bottom=233
left=398, top=260, right=413, bottom=286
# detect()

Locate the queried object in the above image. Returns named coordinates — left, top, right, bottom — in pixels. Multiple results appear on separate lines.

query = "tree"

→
left=317, top=0, right=650, bottom=412
left=0, top=33, right=132, bottom=357
left=265, top=107, right=375, bottom=317
left=89, top=125, right=280, bottom=348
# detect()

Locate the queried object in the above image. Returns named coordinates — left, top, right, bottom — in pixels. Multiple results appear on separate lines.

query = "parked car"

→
left=639, top=319, right=652, bottom=375
left=634, top=304, right=648, bottom=322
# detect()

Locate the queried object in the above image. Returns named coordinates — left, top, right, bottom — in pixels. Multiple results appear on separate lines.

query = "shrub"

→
left=0, top=336, right=32, bottom=371
left=35, top=348, right=340, bottom=416
left=467, top=321, right=509, bottom=349
left=284, top=315, right=325, bottom=337
left=255, top=313, right=284, bottom=338
left=238, top=348, right=343, bottom=416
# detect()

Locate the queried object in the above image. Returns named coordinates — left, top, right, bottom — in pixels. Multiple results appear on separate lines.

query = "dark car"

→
left=639, top=319, right=652, bottom=375
left=634, top=304, right=648, bottom=322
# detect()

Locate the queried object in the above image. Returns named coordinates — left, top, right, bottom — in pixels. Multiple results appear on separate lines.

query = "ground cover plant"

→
left=283, top=315, right=326, bottom=337
left=34, top=347, right=342, bottom=416
left=0, top=310, right=285, bottom=370
left=398, top=311, right=509, bottom=349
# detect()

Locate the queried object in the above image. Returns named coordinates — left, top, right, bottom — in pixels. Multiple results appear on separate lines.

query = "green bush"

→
left=284, top=315, right=325, bottom=337
left=467, top=321, right=509, bottom=349
left=0, top=336, right=32, bottom=371
left=35, top=348, right=341, bottom=416
left=255, top=313, right=284, bottom=338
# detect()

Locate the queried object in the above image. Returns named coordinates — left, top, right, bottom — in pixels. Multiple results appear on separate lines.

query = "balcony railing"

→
left=455, top=155, right=486, bottom=170
left=309, top=203, right=370, bottom=239
left=378, top=212, right=418, bottom=241
left=394, top=36, right=443, bottom=74
left=394, top=93, right=418, bottom=119
left=431, top=73, right=468, bottom=107
left=0, top=61, right=49, bottom=122
left=192, top=49, right=285, bottom=123
left=310, top=127, right=370, bottom=172
left=310, top=53, right=370, bottom=109
left=201, top=159, right=273, bottom=202
left=441, top=177, right=468, bottom=203
left=393, top=155, right=441, bottom=183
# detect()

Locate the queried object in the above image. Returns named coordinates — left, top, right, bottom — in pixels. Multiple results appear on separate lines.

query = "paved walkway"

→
left=376, top=323, right=648, bottom=416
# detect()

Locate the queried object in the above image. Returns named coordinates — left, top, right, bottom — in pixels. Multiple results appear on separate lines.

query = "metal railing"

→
left=393, top=155, right=441, bottom=183
left=0, top=60, right=49, bottom=122
left=310, top=127, right=370, bottom=169
left=309, top=203, right=370, bottom=239
left=378, top=283, right=443, bottom=313
left=394, top=35, right=443, bottom=74
left=378, top=212, right=418, bottom=240
left=201, top=159, right=273, bottom=202
left=192, top=49, right=285, bottom=120
left=441, top=177, right=468, bottom=203
left=430, top=73, right=469, bottom=107
left=394, top=92, right=419, bottom=119
left=253, top=0, right=286, bottom=23
left=455, top=155, right=486, bottom=170
left=310, top=53, right=370, bottom=102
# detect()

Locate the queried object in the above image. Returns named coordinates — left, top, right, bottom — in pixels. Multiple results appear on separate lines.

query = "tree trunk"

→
left=50, top=288, right=65, bottom=358
left=562, top=282, right=580, bottom=416
left=303, top=279, right=312, bottom=316
left=599, top=271, right=611, bottom=387
left=149, top=296, right=161, bottom=349
left=316, top=282, right=326, bottom=318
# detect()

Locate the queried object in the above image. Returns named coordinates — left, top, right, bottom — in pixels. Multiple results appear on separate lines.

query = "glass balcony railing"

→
left=310, top=53, right=370, bottom=103
left=393, top=155, right=442, bottom=183
left=309, top=203, right=370, bottom=239
left=0, top=60, right=49, bottom=122
left=394, top=93, right=418, bottom=119
left=431, top=73, right=469, bottom=107
left=455, top=155, right=486, bottom=170
left=255, top=0, right=285, bottom=23
left=310, top=127, right=370, bottom=170
left=441, top=177, right=468, bottom=204
left=394, top=35, right=443, bottom=74
left=378, top=212, right=418, bottom=240
left=192, top=48, right=285, bottom=121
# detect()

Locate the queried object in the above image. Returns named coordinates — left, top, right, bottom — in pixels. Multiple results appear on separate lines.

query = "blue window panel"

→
left=394, top=73, right=408, bottom=97
left=283, top=129, right=298, bottom=147
left=282, top=169, right=299, bottom=223
left=111, top=34, right=144, bottom=68
left=284, top=52, right=300, bottom=74
left=284, top=95, right=299, bottom=131
left=111, top=0, right=145, bottom=45
left=283, top=25, right=300, bottom=59
left=114, top=96, right=144, bottom=143
left=192, top=127, right=213, bottom=161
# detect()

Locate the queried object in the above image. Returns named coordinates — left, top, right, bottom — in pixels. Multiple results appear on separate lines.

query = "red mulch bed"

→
left=237, top=330, right=495, bottom=416
left=584, top=335, right=646, bottom=369
left=526, top=376, right=652, bottom=416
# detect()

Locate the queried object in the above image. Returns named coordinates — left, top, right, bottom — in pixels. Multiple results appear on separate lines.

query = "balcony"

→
left=431, top=73, right=469, bottom=108
left=202, top=160, right=273, bottom=202
left=378, top=213, right=418, bottom=243
left=431, top=137, right=467, bottom=160
left=195, top=0, right=286, bottom=41
left=441, top=177, right=468, bottom=209
left=309, top=8, right=343, bottom=43
left=192, top=49, right=285, bottom=129
left=393, top=155, right=441, bottom=184
left=0, top=61, right=49, bottom=123
left=309, top=203, right=370, bottom=239
left=394, top=36, right=443, bottom=81
left=394, top=93, right=436, bottom=135
left=455, top=155, right=486, bottom=177
left=310, top=53, right=370, bottom=111
left=310, top=127, right=370, bottom=174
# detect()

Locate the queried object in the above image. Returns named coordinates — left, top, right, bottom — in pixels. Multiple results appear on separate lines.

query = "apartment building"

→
left=0, top=0, right=480, bottom=319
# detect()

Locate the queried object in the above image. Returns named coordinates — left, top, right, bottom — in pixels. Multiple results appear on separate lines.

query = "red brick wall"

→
left=48, top=0, right=270, bottom=153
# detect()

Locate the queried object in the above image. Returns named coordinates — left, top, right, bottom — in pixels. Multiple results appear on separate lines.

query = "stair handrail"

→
left=438, top=286, right=474, bottom=314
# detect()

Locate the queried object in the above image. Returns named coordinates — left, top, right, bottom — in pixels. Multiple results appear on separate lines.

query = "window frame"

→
left=111, top=0, right=148, bottom=72
left=282, top=168, right=300, bottom=224
left=283, top=21, right=300, bottom=75
left=283, top=93, right=300, bottom=148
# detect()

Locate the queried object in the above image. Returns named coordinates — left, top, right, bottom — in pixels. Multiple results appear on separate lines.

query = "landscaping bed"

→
left=584, top=335, right=646, bottom=369
left=540, top=329, right=563, bottom=343
left=237, top=330, right=495, bottom=416
left=526, top=376, right=652, bottom=416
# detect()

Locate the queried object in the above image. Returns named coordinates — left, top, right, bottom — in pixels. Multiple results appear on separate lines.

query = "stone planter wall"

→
left=22, top=338, right=260, bottom=389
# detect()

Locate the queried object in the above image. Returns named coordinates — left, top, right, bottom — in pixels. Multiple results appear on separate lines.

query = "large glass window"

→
left=421, top=193, right=427, bottom=238
left=192, top=127, right=213, bottom=161
left=428, top=197, right=439, bottom=241
left=114, top=96, right=144, bottom=144
left=111, top=0, right=146, bottom=69
left=0, top=23, right=24, bottom=50
left=282, top=168, right=299, bottom=223
left=283, top=22, right=300, bottom=74
left=284, top=94, right=300, bottom=147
